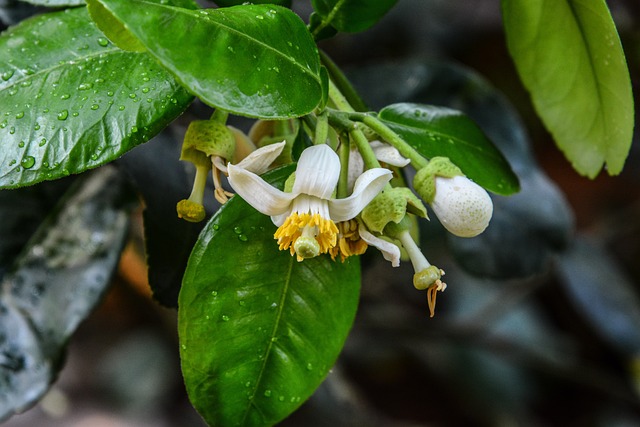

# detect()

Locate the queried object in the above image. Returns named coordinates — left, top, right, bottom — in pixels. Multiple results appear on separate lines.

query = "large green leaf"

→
left=0, top=7, right=193, bottom=189
left=378, top=103, right=519, bottom=195
left=179, top=166, right=361, bottom=427
left=501, top=0, right=634, bottom=178
left=88, top=0, right=323, bottom=119
left=214, top=0, right=291, bottom=6
left=310, top=0, right=397, bottom=35
left=0, top=167, right=136, bottom=420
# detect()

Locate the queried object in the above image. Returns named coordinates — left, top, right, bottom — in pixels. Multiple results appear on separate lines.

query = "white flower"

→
left=347, top=141, right=409, bottom=191
left=358, top=226, right=401, bottom=267
left=228, top=144, right=392, bottom=261
left=431, top=175, right=493, bottom=238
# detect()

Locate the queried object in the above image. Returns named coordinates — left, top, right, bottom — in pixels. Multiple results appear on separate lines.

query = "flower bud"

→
left=430, top=175, right=493, bottom=237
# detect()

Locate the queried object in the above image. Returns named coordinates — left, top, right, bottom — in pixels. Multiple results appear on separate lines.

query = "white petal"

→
left=328, top=168, right=392, bottom=221
left=227, top=163, right=295, bottom=216
left=234, top=141, right=286, bottom=174
left=347, top=145, right=365, bottom=192
left=359, top=227, right=400, bottom=267
left=292, top=144, right=340, bottom=200
left=431, top=175, right=493, bottom=237
left=370, top=141, right=410, bottom=167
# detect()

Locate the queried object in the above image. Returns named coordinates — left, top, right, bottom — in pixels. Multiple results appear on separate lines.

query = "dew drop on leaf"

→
left=221, top=315, right=230, bottom=322
left=238, top=234, right=248, bottom=242
left=97, top=37, right=109, bottom=47
left=1, top=70, right=14, bottom=80
left=15, top=111, right=24, bottom=119
left=91, top=104, right=99, bottom=110
left=263, top=390, right=272, bottom=397
left=57, top=110, right=68, bottom=120
left=20, top=156, right=35, bottom=169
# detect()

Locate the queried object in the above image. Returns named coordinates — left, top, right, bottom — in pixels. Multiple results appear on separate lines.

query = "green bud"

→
left=413, top=157, right=463, bottom=203
left=361, top=187, right=427, bottom=233
left=180, top=120, right=236, bottom=167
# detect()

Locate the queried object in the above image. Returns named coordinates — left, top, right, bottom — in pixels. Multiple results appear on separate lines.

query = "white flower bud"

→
left=431, top=175, right=493, bottom=238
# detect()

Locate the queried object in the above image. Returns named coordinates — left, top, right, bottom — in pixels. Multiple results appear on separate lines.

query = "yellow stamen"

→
left=426, top=274, right=446, bottom=318
left=274, top=212, right=338, bottom=259
left=330, top=219, right=368, bottom=262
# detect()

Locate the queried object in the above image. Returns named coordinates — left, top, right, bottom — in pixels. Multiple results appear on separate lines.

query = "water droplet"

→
left=181, top=344, right=187, bottom=350
left=227, top=46, right=235, bottom=53
left=221, top=315, right=230, bottom=322
left=8, top=159, right=16, bottom=166
left=233, top=226, right=243, bottom=234
left=20, top=80, right=31, bottom=87
left=131, top=126, right=138, bottom=133
left=278, top=396, right=285, bottom=402
left=256, top=15, right=264, bottom=19
left=21, top=156, right=35, bottom=169
left=78, top=83, right=92, bottom=90
left=91, top=104, right=99, bottom=110
left=239, top=300, right=246, bottom=306
left=107, top=91, right=114, bottom=96
left=306, top=363, right=313, bottom=370
left=211, top=290, right=218, bottom=296
left=263, top=390, right=272, bottom=397
left=34, top=123, right=41, bottom=130
left=97, top=37, right=109, bottom=47
left=238, top=234, right=248, bottom=242
left=271, top=337, right=278, bottom=342
left=8, top=127, right=14, bottom=134
left=15, top=111, right=24, bottom=119
left=213, top=224, right=220, bottom=231
left=39, top=138, right=46, bottom=147
left=118, top=105, right=125, bottom=111
left=60, top=93, right=70, bottom=100
left=245, top=381, right=251, bottom=387
left=1, top=70, right=14, bottom=80
left=18, top=141, right=25, bottom=148
left=57, top=110, right=68, bottom=120
left=90, top=153, right=98, bottom=161
left=142, top=87, right=150, bottom=93
left=72, top=112, right=79, bottom=117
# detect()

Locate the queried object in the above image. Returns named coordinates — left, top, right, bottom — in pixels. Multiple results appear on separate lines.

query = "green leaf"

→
left=378, top=103, right=519, bottom=195
left=214, top=0, right=291, bottom=6
left=89, top=1, right=323, bottom=119
left=179, top=165, right=361, bottom=427
left=0, top=8, right=193, bottom=189
left=0, top=167, right=136, bottom=420
left=310, top=0, right=398, bottom=35
left=501, top=0, right=634, bottom=177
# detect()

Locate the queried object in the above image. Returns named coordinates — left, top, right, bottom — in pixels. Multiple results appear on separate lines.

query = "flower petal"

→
left=227, top=164, right=295, bottom=216
left=358, top=227, right=400, bottom=267
left=347, top=145, right=365, bottom=192
left=234, top=141, right=286, bottom=174
left=328, top=168, right=392, bottom=221
left=292, top=144, right=340, bottom=200
left=371, top=141, right=411, bottom=167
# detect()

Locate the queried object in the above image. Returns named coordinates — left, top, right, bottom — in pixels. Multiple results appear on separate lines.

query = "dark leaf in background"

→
left=0, top=177, right=76, bottom=279
left=0, top=0, right=41, bottom=28
left=0, top=167, right=137, bottom=421
left=557, top=236, right=640, bottom=356
left=310, top=0, right=398, bottom=34
left=350, top=61, right=574, bottom=279
left=116, top=125, right=217, bottom=308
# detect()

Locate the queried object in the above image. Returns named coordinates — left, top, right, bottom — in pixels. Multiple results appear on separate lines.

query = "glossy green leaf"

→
left=89, top=0, right=323, bottom=119
left=0, top=8, right=193, bottom=189
left=501, top=0, right=634, bottom=177
left=214, top=0, right=291, bottom=6
left=179, top=166, right=361, bottom=427
left=310, top=0, right=398, bottom=35
left=0, top=167, right=136, bottom=420
left=378, top=103, right=519, bottom=195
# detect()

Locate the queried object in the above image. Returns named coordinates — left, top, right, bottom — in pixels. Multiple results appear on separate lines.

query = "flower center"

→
left=274, top=212, right=338, bottom=261
left=330, top=219, right=368, bottom=262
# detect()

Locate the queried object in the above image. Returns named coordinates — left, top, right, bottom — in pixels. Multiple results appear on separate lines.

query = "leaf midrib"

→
left=241, top=255, right=295, bottom=426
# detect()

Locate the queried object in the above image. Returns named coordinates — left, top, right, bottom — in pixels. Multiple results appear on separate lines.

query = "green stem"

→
left=337, top=140, right=350, bottom=198
left=320, top=51, right=368, bottom=112
left=328, top=79, right=355, bottom=113
left=210, top=109, right=229, bottom=124
left=315, top=111, right=329, bottom=146
left=349, top=127, right=380, bottom=170
left=358, top=114, right=428, bottom=170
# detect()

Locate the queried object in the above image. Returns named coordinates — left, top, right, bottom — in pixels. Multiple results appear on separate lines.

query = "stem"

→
left=328, top=79, right=355, bottom=113
left=337, top=141, right=350, bottom=198
left=188, top=164, right=209, bottom=205
left=315, top=111, right=329, bottom=146
left=320, top=50, right=368, bottom=112
left=358, top=114, right=429, bottom=170
left=397, top=230, right=431, bottom=273
left=349, top=127, right=380, bottom=170
left=210, top=109, right=229, bottom=124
